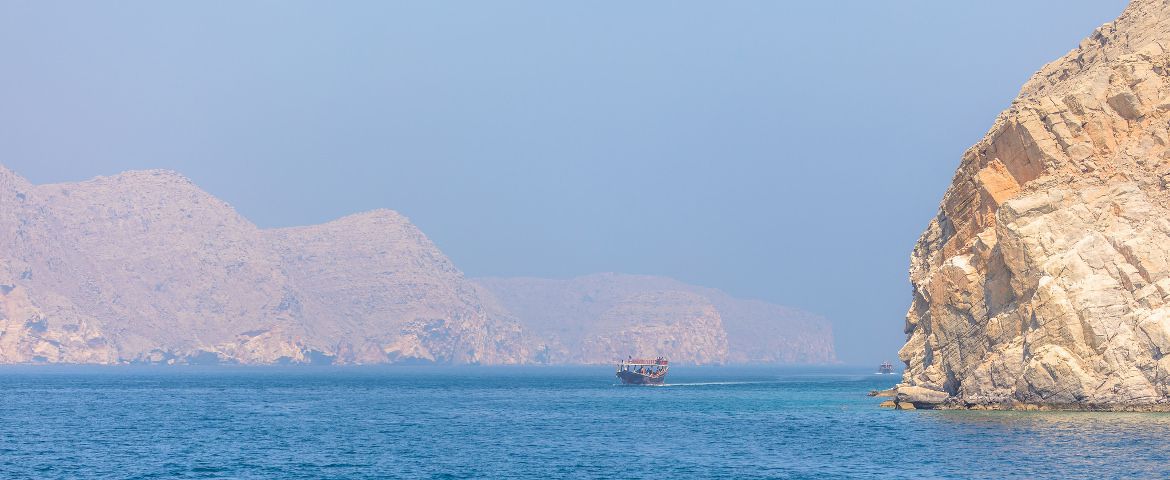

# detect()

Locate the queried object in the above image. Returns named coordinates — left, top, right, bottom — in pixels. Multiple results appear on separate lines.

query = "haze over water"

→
left=0, top=0, right=1128, bottom=362
left=2, top=366, right=1166, bottom=479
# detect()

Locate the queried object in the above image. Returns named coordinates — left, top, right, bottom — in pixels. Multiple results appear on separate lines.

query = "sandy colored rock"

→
left=899, top=0, right=1170, bottom=409
left=894, top=386, right=949, bottom=408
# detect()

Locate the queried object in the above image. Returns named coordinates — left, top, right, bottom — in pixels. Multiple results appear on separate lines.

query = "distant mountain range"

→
left=0, top=165, right=835, bottom=365
left=475, top=274, right=834, bottom=364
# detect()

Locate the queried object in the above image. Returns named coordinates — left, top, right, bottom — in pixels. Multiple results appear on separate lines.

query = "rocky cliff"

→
left=474, top=273, right=836, bottom=364
left=0, top=166, right=528, bottom=364
left=896, top=0, right=1170, bottom=409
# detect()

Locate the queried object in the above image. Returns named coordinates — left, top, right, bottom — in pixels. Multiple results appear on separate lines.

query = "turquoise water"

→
left=1, top=366, right=1168, bottom=479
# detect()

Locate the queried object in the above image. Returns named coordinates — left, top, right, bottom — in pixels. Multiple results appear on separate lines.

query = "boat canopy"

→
left=619, top=358, right=668, bottom=366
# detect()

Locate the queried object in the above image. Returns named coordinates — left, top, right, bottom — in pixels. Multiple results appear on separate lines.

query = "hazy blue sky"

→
left=0, top=1, right=1128, bottom=364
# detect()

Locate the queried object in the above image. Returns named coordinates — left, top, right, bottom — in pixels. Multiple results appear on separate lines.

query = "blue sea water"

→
left=1, top=366, right=1169, bottom=479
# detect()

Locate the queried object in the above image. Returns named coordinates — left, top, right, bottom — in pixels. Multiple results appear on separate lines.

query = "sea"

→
left=1, top=365, right=1168, bottom=479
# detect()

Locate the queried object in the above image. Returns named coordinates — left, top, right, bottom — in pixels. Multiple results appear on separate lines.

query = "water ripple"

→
left=0, top=366, right=1166, bottom=479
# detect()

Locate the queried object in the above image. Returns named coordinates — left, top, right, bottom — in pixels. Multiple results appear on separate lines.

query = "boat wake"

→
left=653, top=381, right=769, bottom=387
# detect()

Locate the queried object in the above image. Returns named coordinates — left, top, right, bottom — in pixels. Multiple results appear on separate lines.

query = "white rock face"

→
left=474, top=273, right=836, bottom=364
left=0, top=166, right=527, bottom=364
left=898, top=0, right=1170, bottom=409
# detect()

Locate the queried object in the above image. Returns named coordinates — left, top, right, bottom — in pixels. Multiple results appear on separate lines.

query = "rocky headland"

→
left=0, top=166, right=834, bottom=365
left=892, top=0, right=1170, bottom=410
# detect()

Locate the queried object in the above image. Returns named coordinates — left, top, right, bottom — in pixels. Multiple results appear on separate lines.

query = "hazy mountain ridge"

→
left=474, top=273, right=836, bottom=364
left=264, top=210, right=529, bottom=365
left=0, top=166, right=528, bottom=364
left=0, top=165, right=834, bottom=365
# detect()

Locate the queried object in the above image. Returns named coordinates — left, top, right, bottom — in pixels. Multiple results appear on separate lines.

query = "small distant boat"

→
left=877, top=361, right=894, bottom=375
left=616, top=357, right=669, bottom=385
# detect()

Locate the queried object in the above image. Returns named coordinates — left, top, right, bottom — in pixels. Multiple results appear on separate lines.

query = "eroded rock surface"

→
left=474, top=273, right=836, bottom=364
left=898, top=0, right=1170, bottom=409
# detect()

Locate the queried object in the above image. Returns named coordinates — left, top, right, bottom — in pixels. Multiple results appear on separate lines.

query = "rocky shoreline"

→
left=873, top=385, right=1170, bottom=411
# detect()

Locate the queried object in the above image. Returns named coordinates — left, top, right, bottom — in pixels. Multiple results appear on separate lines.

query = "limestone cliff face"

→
left=474, top=273, right=836, bottom=364
left=899, top=0, right=1170, bottom=409
left=0, top=166, right=526, bottom=364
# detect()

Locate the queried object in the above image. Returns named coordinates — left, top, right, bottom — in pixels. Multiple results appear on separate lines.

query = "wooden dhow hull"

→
left=616, top=370, right=666, bottom=385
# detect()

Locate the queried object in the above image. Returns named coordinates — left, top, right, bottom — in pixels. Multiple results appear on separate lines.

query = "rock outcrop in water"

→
left=0, top=166, right=528, bottom=364
left=474, top=273, right=836, bottom=364
left=896, top=0, right=1170, bottom=410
